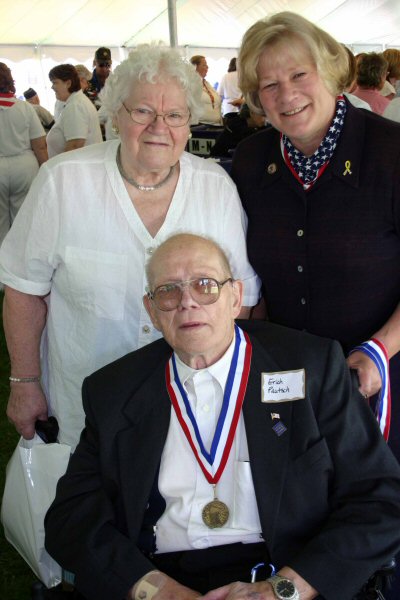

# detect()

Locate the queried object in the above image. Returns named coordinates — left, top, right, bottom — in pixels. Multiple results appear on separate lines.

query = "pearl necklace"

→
left=116, top=144, right=175, bottom=192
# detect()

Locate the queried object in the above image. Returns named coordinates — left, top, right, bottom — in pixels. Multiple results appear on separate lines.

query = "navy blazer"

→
left=45, top=321, right=400, bottom=600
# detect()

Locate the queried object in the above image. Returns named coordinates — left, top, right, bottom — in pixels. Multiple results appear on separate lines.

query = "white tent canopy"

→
left=1, top=0, right=400, bottom=110
left=2, top=0, right=400, bottom=48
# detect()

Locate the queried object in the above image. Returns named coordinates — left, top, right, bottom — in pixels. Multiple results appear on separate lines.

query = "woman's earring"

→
left=112, top=124, right=120, bottom=135
left=188, top=132, right=192, bottom=139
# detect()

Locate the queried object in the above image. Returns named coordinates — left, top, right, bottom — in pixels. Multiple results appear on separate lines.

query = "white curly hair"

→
left=100, top=43, right=202, bottom=124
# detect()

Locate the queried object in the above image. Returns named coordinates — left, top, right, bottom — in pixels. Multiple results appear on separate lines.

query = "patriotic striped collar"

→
left=0, top=92, right=17, bottom=107
left=281, top=95, right=347, bottom=190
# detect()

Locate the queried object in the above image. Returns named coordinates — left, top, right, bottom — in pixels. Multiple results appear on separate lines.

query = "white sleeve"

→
left=217, top=175, right=261, bottom=307
left=63, top=101, right=90, bottom=141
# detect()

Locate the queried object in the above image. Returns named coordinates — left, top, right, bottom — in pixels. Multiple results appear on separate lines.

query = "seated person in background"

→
left=45, top=233, right=400, bottom=600
left=210, top=104, right=267, bottom=157
left=23, top=87, right=54, bottom=130
left=353, top=52, right=391, bottom=115
left=190, top=55, right=222, bottom=126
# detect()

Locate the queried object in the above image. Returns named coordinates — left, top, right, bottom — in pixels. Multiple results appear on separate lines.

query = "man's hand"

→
left=7, top=381, right=48, bottom=439
left=201, top=580, right=275, bottom=599
left=154, top=577, right=200, bottom=599
left=347, top=351, right=382, bottom=398
left=129, top=571, right=200, bottom=600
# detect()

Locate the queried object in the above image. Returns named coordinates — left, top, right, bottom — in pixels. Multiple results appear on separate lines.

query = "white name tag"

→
left=261, top=369, right=305, bottom=403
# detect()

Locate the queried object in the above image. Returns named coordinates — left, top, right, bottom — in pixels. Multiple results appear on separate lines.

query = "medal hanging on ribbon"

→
left=166, top=324, right=252, bottom=528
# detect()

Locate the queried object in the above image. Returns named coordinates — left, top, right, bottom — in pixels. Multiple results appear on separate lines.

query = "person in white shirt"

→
left=23, top=87, right=55, bottom=131
left=44, top=234, right=400, bottom=600
left=0, top=63, right=47, bottom=248
left=0, top=45, right=259, bottom=450
left=47, top=63, right=102, bottom=157
left=190, top=55, right=222, bottom=125
left=217, top=58, right=242, bottom=118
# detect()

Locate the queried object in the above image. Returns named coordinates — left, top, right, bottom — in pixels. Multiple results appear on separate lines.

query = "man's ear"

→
left=143, top=295, right=161, bottom=331
left=231, top=279, right=243, bottom=319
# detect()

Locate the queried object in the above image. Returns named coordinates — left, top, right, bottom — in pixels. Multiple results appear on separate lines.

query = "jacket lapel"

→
left=116, top=357, right=172, bottom=538
left=243, top=335, right=293, bottom=554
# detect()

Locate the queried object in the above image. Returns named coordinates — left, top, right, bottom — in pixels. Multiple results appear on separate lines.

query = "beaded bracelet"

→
left=9, top=376, right=41, bottom=383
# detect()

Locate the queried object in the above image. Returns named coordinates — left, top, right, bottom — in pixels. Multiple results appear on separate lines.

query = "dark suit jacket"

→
left=45, top=321, right=400, bottom=600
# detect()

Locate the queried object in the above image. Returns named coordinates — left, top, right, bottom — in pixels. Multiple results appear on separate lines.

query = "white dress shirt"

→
left=156, top=336, right=263, bottom=553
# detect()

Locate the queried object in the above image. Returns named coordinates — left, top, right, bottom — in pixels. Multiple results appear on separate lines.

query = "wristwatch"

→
left=267, top=574, right=300, bottom=600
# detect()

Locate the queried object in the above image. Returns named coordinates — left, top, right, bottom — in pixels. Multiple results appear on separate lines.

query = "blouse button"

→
left=297, top=229, right=304, bottom=237
left=297, top=265, right=303, bottom=272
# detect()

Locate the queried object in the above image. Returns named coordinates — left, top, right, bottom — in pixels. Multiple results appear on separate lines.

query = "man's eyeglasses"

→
left=147, top=277, right=233, bottom=311
left=98, top=62, right=111, bottom=68
left=123, top=103, right=191, bottom=127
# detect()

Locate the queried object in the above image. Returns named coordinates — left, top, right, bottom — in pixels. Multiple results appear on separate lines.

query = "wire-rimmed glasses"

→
left=122, top=103, right=191, bottom=127
left=147, top=277, right=233, bottom=311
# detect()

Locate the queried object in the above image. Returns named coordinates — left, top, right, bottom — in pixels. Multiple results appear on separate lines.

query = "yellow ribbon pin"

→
left=343, top=160, right=352, bottom=176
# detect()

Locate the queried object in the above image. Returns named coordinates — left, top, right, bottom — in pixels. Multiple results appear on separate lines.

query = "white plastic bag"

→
left=1, top=434, right=71, bottom=587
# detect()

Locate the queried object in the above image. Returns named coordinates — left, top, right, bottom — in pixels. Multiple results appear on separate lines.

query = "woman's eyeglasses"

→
left=147, top=277, right=233, bottom=311
left=123, top=103, right=190, bottom=127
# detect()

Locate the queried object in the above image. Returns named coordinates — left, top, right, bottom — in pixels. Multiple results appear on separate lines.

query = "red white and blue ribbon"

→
left=349, top=338, right=391, bottom=441
left=165, top=324, right=252, bottom=484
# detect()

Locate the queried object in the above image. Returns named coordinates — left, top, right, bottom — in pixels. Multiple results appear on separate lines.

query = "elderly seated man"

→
left=45, top=234, right=400, bottom=600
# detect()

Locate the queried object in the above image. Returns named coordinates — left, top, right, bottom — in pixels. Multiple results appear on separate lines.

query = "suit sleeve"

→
left=44, top=378, right=156, bottom=600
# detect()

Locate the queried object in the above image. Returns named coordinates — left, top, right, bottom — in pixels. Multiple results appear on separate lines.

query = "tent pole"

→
left=168, top=0, right=178, bottom=47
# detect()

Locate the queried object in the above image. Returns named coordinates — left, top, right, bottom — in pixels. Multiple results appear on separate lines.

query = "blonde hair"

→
left=238, top=11, right=349, bottom=113
left=74, top=64, right=92, bottom=81
left=383, top=48, right=400, bottom=81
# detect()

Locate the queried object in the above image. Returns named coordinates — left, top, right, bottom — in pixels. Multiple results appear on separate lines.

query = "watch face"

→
left=276, top=579, right=296, bottom=598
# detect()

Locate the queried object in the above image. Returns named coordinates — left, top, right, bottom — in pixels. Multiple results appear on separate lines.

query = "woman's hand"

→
left=3, top=286, right=48, bottom=438
left=7, top=381, right=48, bottom=439
left=347, top=351, right=382, bottom=397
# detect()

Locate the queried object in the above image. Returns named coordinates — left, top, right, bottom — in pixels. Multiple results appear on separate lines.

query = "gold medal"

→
left=202, top=498, right=230, bottom=528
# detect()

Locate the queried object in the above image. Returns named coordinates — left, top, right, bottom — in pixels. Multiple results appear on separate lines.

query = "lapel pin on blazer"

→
left=343, top=160, right=352, bottom=176
left=267, top=163, right=277, bottom=175
left=272, top=420, right=287, bottom=436
left=271, top=413, right=280, bottom=420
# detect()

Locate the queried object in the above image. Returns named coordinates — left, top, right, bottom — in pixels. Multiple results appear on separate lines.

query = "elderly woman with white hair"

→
left=0, top=44, right=259, bottom=449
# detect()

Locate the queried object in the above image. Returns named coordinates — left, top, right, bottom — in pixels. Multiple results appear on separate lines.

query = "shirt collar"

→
left=174, top=334, right=236, bottom=391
